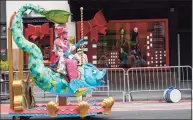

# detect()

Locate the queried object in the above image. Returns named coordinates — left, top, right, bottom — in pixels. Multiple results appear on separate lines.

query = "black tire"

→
left=12, top=116, right=31, bottom=120
left=12, top=116, right=20, bottom=120
left=21, top=116, right=31, bottom=120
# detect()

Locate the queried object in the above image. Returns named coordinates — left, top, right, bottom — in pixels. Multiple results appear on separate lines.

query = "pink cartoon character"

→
left=50, top=24, right=84, bottom=82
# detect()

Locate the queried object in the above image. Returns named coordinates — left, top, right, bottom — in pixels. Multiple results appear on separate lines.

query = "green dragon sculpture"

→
left=11, top=4, right=106, bottom=97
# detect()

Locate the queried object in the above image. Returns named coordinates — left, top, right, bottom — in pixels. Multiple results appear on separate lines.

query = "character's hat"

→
left=55, top=24, right=68, bottom=37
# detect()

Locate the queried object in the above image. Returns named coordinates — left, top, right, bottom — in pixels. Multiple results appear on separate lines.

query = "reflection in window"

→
left=96, top=20, right=168, bottom=68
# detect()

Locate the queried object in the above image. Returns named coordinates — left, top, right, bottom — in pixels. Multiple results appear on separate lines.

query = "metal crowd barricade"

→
left=12, top=70, right=30, bottom=80
left=93, top=68, right=126, bottom=102
left=1, top=68, right=127, bottom=102
left=0, top=71, right=10, bottom=100
left=0, top=70, right=30, bottom=100
left=13, top=71, right=48, bottom=97
left=0, top=70, right=47, bottom=101
left=126, top=66, right=192, bottom=102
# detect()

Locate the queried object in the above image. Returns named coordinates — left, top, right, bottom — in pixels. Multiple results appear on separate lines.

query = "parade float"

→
left=7, top=4, right=114, bottom=120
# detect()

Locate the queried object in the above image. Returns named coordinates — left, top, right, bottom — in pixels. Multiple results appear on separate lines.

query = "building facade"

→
left=69, top=0, right=192, bottom=68
left=2, top=0, right=192, bottom=70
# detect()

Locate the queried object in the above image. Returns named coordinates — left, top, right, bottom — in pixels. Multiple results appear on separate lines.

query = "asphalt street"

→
left=0, top=110, right=192, bottom=120
left=1, top=101, right=192, bottom=120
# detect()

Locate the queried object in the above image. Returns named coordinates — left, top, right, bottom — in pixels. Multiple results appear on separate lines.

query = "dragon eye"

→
left=92, top=70, right=97, bottom=74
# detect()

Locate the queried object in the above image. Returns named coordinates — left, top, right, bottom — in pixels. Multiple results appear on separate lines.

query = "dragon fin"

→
left=69, top=79, right=92, bottom=96
left=74, top=88, right=88, bottom=97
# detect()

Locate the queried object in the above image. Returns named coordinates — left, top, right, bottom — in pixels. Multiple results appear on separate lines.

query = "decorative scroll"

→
left=13, top=80, right=23, bottom=111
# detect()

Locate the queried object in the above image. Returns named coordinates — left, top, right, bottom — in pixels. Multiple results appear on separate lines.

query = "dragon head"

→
left=83, top=63, right=106, bottom=87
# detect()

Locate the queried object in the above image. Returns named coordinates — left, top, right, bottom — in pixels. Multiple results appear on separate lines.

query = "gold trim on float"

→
left=77, top=101, right=89, bottom=118
left=102, top=97, right=114, bottom=115
left=47, top=101, right=59, bottom=117
left=8, top=12, right=16, bottom=110
left=12, top=80, right=23, bottom=111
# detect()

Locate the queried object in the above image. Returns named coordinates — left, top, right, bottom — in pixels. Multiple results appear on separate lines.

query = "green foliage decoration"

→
left=0, top=60, right=9, bottom=71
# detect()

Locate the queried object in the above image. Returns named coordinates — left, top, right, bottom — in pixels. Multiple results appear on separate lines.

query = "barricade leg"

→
left=123, top=92, right=126, bottom=102
left=107, top=80, right=110, bottom=96
left=127, top=92, right=132, bottom=102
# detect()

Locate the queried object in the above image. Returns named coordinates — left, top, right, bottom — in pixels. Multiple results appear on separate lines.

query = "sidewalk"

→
left=1, top=90, right=191, bottom=104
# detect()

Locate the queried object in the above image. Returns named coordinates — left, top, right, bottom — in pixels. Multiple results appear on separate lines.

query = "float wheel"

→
left=12, top=116, right=31, bottom=120
left=12, top=116, right=20, bottom=120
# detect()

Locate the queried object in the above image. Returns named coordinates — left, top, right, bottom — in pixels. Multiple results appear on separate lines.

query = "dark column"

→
left=168, top=6, right=178, bottom=66
left=0, top=1, right=7, bottom=60
left=0, top=1, right=6, bottom=23
left=177, top=4, right=192, bottom=67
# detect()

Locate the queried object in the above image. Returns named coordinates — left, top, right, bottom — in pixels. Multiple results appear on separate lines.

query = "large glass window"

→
left=96, top=19, right=169, bottom=68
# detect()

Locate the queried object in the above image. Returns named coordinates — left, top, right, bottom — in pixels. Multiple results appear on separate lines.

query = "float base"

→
left=9, top=104, right=104, bottom=118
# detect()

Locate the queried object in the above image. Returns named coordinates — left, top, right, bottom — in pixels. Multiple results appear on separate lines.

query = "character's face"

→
left=77, top=50, right=83, bottom=54
left=121, top=48, right=123, bottom=53
left=134, top=27, right=138, bottom=32
left=60, top=33, right=68, bottom=39
left=55, top=25, right=68, bottom=39
left=83, top=63, right=106, bottom=87
left=121, top=29, right=124, bottom=34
